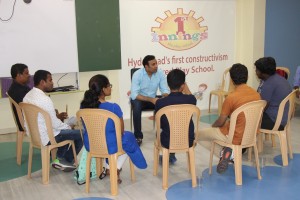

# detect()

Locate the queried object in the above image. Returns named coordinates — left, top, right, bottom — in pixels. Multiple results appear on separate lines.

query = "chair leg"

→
left=153, top=117, right=155, bottom=130
left=188, top=148, right=197, bottom=188
left=217, top=95, right=223, bottom=115
left=209, top=142, right=215, bottom=175
left=85, top=153, right=91, bottom=193
left=286, top=127, right=293, bottom=159
left=96, top=158, right=101, bottom=177
left=208, top=93, right=212, bottom=113
left=41, top=147, right=50, bottom=185
left=247, top=147, right=252, bottom=162
left=153, top=146, right=159, bottom=176
left=28, top=144, right=33, bottom=179
left=162, top=148, right=169, bottom=190
left=265, top=134, right=270, bottom=141
left=257, top=133, right=263, bottom=153
left=109, top=154, right=118, bottom=196
left=253, top=145, right=262, bottom=180
left=16, top=131, right=24, bottom=165
left=233, top=145, right=242, bottom=185
left=129, top=159, right=135, bottom=181
left=278, top=132, right=289, bottom=166
left=271, top=135, right=276, bottom=147
left=70, top=141, right=78, bottom=166
left=186, top=152, right=191, bottom=173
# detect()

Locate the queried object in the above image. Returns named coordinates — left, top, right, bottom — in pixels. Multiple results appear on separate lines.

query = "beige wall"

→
left=0, top=0, right=266, bottom=134
left=235, top=0, right=266, bottom=88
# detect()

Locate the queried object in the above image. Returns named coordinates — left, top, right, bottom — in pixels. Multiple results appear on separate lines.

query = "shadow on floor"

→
left=166, top=154, right=300, bottom=200
left=0, top=142, right=41, bottom=182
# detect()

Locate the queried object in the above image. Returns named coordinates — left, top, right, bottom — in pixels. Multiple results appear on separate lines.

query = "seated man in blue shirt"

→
left=130, top=55, right=169, bottom=145
left=155, top=69, right=196, bottom=164
left=255, top=57, right=292, bottom=130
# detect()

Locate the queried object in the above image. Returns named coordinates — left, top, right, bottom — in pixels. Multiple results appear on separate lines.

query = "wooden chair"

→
left=209, top=100, right=266, bottom=185
left=76, top=109, right=135, bottom=196
left=258, top=90, right=296, bottom=166
left=153, top=104, right=200, bottom=190
left=20, top=102, right=77, bottom=185
left=7, top=93, right=26, bottom=165
left=208, top=68, right=235, bottom=114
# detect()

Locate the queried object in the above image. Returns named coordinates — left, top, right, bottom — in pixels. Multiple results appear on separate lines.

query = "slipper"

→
left=217, top=147, right=232, bottom=174
left=117, top=169, right=122, bottom=184
left=99, top=167, right=107, bottom=179
left=136, top=138, right=142, bottom=146
left=99, top=168, right=122, bottom=184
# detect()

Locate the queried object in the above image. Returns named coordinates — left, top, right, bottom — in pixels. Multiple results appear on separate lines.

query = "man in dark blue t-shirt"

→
left=8, top=63, right=31, bottom=131
left=155, top=69, right=197, bottom=164
left=255, top=57, right=292, bottom=130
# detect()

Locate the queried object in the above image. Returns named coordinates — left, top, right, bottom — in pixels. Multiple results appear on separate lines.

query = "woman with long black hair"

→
left=81, top=74, right=127, bottom=183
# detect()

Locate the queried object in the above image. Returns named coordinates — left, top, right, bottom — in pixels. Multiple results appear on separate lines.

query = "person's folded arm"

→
left=183, top=83, right=192, bottom=95
left=158, top=70, right=170, bottom=95
left=130, top=72, right=141, bottom=100
left=212, top=115, right=228, bottom=127
left=46, top=99, right=70, bottom=130
left=135, top=94, right=158, bottom=104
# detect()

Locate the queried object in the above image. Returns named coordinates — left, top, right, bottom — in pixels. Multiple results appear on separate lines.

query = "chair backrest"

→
left=76, top=109, right=122, bottom=156
left=276, top=66, right=290, bottom=79
left=271, top=90, right=296, bottom=131
left=7, top=93, right=25, bottom=132
left=226, top=100, right=266, bottom=146
left=131, top=68, right=140, bottom=80
left=20, top=102, right=57, bottom=147
left=221, top=68, right=235, bottom=93
left=155, top=104, right=200, bottom=151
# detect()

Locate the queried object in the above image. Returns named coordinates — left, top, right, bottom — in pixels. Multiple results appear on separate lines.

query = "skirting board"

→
left=0, top=128, right=16, bottom=135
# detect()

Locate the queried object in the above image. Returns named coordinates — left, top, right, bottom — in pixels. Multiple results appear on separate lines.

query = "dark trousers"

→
left=131, top=99, right=155, bottom=139
left=261, top=112, right=284, bottom=131
left=54, top=129, right=83, bottom=163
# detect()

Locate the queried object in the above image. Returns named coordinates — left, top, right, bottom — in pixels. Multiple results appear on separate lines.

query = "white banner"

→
left=119, top=0, right=236, bottom=118
left=0, top=0, right=78, bottom=77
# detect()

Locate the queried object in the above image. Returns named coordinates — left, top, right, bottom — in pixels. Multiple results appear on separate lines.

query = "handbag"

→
left=74, top=147, right=98, bottom=185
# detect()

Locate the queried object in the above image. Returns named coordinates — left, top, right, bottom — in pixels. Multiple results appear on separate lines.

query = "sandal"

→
left=99, top=167, right=107, bottom=179
left=99, top=168, right=122, bottom=184
left=136, top=138, right=142, bottom=146
left=117, top=169, right=122, bottom=184
left=217, top=147, right=232, bottom=174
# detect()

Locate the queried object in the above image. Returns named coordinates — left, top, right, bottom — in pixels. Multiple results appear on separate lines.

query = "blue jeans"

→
left=54, top=129, right=83, bottom=163
left=131, top=99, right=155, bottom=139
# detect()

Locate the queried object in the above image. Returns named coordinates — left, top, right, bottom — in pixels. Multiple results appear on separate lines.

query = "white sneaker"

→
left=52, top=159, right=76, bottom=172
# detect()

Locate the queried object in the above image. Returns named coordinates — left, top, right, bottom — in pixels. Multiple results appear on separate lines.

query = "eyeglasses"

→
left=107, top=84, right=113, bottom=88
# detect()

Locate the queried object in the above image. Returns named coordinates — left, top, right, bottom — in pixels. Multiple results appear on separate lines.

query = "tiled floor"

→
left=0, top=108, right=299, bottom=200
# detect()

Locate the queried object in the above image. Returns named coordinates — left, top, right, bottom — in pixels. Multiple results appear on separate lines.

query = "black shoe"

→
left=159, top=155, right=177, bottom=165
left=217, top=147, right=232, bottom=174
left=136, top=138, right=142, bottom=146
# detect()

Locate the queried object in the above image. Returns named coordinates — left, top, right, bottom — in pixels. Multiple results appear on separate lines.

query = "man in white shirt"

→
left=23, top=70, right=83, bottom=171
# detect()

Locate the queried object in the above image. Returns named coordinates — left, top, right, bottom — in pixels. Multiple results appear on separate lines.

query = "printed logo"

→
left=193, top=83, right=208, bottom=100
left=151, top=8, right=208, bottom=51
